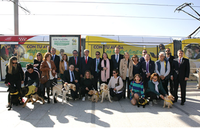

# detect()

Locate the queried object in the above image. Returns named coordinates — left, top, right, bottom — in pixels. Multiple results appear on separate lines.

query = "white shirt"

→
left=64, top=61, right=68, bottom=70
left=108, top=76, right=123, bottom=93
left=46, top=61, right=54, bottom=80
left=178, top=57, right=183, bottom=64
left=155, top=60, right=170, bottom=77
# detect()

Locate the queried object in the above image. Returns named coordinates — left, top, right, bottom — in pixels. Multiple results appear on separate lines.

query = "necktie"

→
left=116, top=55, right=118, bottom=63
left=85, top=57, right=88, bottom=64
left=75, top=57, right=77, bottom=65
left=70, top=71, right=73, bottom=82
left=96, top=59, right=99, bottom=73
left=53, top=55, right=55, bottom=61
left=146, top=62, right=149, bottom=73
left=179, top=59, right=181, bottom=67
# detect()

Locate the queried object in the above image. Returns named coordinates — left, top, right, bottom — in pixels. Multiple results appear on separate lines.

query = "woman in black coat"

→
left=5, top=56, right=24, bottom=109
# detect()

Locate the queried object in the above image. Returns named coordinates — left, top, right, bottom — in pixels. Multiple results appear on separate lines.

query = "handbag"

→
left=40, top=75, right=48, bottom=84
left=115, top=77, right=124, bottom=92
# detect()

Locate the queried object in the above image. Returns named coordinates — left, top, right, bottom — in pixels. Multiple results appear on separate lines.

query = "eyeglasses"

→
left=96, top=54, right=100, bottom=55
left=113, top=72, right=116, bottom=74
left=143, top=52, right=147, bottom=53
left=165, top=50, right=170, bottom=52
left=12, top=62, right=17, bottom=64
left=153, top=78, right=157, bottom=80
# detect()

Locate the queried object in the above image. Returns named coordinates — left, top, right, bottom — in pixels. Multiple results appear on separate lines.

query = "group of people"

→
left=5, top=46, right=190, bottom=108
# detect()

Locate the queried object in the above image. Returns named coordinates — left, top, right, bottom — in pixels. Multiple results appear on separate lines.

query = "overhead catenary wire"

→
left=14, top=1, right=200, bottom=8
left=0, top=13, right=197, bottom=21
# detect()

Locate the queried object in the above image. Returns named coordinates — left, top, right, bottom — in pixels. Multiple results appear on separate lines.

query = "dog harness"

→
left=138, top=99, right=148, bottom=105
left=164, top=99, right=173, bottom=105
left=10, top=91, right=19, bottom=95
left=25, top=85, right=36, bottom=97
left=95, top=92, right=99, bottom=98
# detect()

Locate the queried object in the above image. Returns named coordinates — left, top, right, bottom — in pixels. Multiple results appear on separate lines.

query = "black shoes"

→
left=181, top=102, right=184, bottom=105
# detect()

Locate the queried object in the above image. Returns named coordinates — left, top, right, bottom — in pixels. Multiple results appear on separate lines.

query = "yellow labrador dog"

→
left=163, top=95, right=174, bottom=108
left=88, top=90, right=99, bottom=102
left=100, top=83, right=112, bottom=103
left=52, top=83, right=76, bottom=104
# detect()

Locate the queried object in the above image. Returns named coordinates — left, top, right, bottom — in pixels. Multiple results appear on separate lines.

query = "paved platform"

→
left=0, top=81, right=200, bottom=127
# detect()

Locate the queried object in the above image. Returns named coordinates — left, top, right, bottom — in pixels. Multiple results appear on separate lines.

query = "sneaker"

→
left=153, top=100, right=157, bottom=105
left=149, top=101, right=153, bottom=106
left=82, top=97, right=85, bottom=101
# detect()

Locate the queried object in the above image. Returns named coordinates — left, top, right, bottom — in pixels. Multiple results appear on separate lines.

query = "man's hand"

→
left=160, top=75, right=165, bottom=80
left=146, top=73, right=150, bottom=78
left=86, top=87, right=89, bottom=91
left=171, top=76, right=173, bottom=81
left=80, top=75, right=83, bottom=78
left=75, top=80, right=78, bottom=83
left=21, top=81, right=24, bottom=84
left=75, top=68, right=79, bottom=72
left=185, top=77, right=188, bottom=81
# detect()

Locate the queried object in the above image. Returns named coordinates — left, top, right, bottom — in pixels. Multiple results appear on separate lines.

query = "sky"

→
left=0, top=0, right=200, bottom=38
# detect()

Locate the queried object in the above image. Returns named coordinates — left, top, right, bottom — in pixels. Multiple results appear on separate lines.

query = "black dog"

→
left=7, top=84, right=21, bottom=110
left=137, top=98, right=149, bottom=108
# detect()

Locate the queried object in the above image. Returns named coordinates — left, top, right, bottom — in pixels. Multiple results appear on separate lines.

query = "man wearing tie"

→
left=79, top=49, right=93, bottom=77
left=141, top=54, right=155, bottom=90
left=111, top=46, right=123, bottom=71
left=63, top=65, right=80, bottom=100
left=171, top=50, right=190, bottom=105
left=69, top=50, right=80, bottom=77
left=51, top=47, right=60, bottom=82
left=92, top=51, right=102, bottom=90
left=139, top=49, right=147, bottom=63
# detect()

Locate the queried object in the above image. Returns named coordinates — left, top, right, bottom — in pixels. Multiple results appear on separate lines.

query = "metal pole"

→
left=14, top=0, right=19, bottom=35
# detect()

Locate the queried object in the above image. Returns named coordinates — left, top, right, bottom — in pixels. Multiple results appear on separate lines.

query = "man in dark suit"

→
left=142, top=54, right=155, bottom=90
left=171, top=49, right=190, bottom=105
left=63, top=64, right=80, bottom=100
left=92, top=51, right=102, bottom=90
left=79, top=49, right=93, bottom=77
left=51, top=47, right=60, bottom=77
left=165, top=48, right=175, bottom=96
left=139, top=49, right=147, bottom=63
left=111, top=46, right=123, bottom=71
left=69, top=50, right=81, bottom=75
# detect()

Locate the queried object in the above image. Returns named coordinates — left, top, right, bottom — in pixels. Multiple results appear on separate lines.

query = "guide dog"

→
left=88, top=90, right=99, bottom=102
left=21, top=85, right=45, bottom=108
left=137, top=98, right=149, bottom=108
left=100, top=83, right=112, bottom=103
left=163, top=95, right=174, bottom=108
left=52, top=83, right=76, bottom=104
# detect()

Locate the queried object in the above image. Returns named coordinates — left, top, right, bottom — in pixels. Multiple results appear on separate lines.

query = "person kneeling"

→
left=129, top=74, right=144, bottom=105
left=145, top=73, right=167, bottom=106
left=108, top=69, right=123, bottom=101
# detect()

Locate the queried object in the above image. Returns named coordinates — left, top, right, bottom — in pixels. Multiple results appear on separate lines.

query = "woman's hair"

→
left=43, top=52, right=51, bottom=61
left=112, top=69, right=119, bottom=76
left=61, top=54, right=68, bottom=62
left=84, top=70, right=93, bottom=79
left=102, top=52, right=108, bottom=59
left=26, top=63, right=33, bottom=70
left=35, top=52, right=43, bottom=61
left=150, top=73, right=160, bottom=82
left=8, top=56, right=18, bottom=74
left=131, top=55, right=139, bottom=62
left=133, top=74, right=142, bottom=81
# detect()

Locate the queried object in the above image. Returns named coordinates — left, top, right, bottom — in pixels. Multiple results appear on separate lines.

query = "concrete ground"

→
left=0, top=81, right=200, bottom=128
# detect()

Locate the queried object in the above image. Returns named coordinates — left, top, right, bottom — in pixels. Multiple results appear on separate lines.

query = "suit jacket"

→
left=111, top=54, right=123, bottom=70
left=40, top=60, right=56, bottom=80
left=79, top=56, right=93, bottom=76
left=139, top=56, right=145, bottom=63
left=51, top=54, right=60, bottom=73
left=59, top=60, right=69, bottom=74
left=92, top=58, right=102, bottom=76
left=172, top=58, right=190, bottom=80
left=119, top=58, right=133, bottom=80
left=69, top=56, right=81, bottom=69
left=166, top=55, right=174, bottom=76
left=63, top=70, right=79, bottom=84
left=141, top=60, right=155, bottom=80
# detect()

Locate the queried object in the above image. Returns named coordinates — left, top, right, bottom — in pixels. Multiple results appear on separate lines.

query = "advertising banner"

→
left=50, top=35, right=80, bottom=60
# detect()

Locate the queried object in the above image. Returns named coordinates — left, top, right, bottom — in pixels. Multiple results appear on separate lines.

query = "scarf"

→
left=152, top=80, right=159, bottom=94
left=101, top=59, right=110, bottom=82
